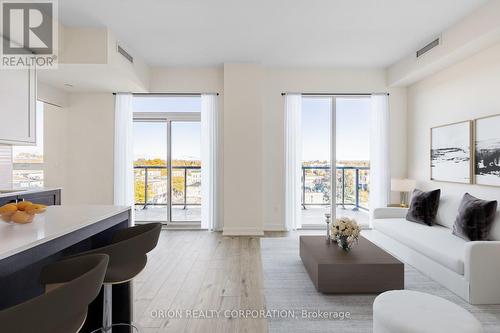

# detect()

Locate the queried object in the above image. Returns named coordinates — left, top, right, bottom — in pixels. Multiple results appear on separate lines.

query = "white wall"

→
left=43, top=103, right=68, bottom=194
left=35, top=89, right=114, bottom=205
left=223, top=64, right=264, bottom=235
left=39, top=85, right=70, bottom=195
left=150, top=67, right=224, bottom=93
left=407, top=41, right=500, bottom=201
left=63, top=93, right=115, bottom=204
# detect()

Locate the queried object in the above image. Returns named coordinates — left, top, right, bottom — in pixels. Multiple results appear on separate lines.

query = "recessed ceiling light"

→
left=64, top=83, right=74, bottom=88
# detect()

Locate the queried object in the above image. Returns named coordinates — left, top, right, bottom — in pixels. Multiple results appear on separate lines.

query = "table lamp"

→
left=391, top=178, right=416, bottom=207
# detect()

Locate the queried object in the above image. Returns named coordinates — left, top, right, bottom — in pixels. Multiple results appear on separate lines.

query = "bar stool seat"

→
left=104, top=255, right=147, bottom=284
left=80, top=223, right=162, bottom=332
left=0, top=254, right=109, bottom=333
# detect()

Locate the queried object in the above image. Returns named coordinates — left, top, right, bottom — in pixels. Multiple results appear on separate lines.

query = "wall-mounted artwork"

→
left=431, top=121, right=472, bottom=184
left=475, top=114, right=500, bottom=187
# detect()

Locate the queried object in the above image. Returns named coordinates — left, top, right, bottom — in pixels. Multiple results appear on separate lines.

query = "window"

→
left=12, top=101, right=44, bottom=188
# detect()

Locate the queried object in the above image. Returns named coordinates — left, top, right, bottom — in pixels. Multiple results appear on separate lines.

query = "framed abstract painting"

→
left=430, top=121, right=472, bottom=184
left=474, top=114, right=500, bottom=186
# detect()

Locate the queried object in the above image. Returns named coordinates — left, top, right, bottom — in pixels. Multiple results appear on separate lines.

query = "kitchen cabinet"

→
left=19, top=189, right=61, bottom=206
left=0, top=189, right=61, bottom=206
left=0, top=196, right=17, bottom=206
left=0, top=68, right=37, bottom=145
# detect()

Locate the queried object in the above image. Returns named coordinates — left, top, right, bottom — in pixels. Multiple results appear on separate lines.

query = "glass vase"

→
left=337, top=235, right=352, bottom=251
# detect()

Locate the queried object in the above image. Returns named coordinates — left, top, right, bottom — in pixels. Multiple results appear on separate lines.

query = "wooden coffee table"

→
left=300, top=235, right=404, bottom=293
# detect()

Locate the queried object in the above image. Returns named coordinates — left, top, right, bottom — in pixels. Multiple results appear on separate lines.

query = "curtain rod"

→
left=112, top=92, right=219, bottom=96
left=280, top=92, right=389, bottom=96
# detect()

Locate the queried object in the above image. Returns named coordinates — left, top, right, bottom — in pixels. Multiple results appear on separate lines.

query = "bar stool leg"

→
left=103, top=284, right=112, bottom=332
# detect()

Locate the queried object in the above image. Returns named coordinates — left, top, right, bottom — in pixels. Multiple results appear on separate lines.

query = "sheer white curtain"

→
left=201, top=94, right=219, bottom=230
left=284, top=94, right=302, bottom=230
left=369, top=94, right=390, bottom=218
left=114, top=93, right=135, bottom=211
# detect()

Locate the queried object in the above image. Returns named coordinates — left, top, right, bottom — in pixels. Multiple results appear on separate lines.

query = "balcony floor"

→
left=135, top=204, right=369, bottom=227
left=135, top=205, right=201, bottom=222
left=301, top=205, right=369, bottom=227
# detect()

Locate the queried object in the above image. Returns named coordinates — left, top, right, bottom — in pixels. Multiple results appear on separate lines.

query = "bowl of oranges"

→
left=0, top=201, right=47, bottom=224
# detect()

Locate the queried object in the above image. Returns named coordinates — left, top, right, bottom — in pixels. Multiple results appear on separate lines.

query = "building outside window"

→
left=12, top=101, right=44, bottom=188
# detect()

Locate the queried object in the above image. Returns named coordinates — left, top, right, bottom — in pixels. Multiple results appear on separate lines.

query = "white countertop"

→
left=0, top=187, right=62, bottom=199
left=0, top=205, right=130, bottom=260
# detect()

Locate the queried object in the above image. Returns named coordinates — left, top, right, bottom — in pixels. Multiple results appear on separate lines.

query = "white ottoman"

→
left=373, top=290, right=484, bottom=333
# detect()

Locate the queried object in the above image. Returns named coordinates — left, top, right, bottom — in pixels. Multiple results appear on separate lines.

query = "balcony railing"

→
left=302, top=165, right=370, bottom=211
left=134, top=164, right=369, bottom=211
left=134, top=165, right=201, bottom=209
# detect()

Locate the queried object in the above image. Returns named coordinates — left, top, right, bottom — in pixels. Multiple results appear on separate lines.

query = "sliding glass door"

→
left=133, top=96, right=202, bottom=224
left=300, top=96, right=371, bottom=228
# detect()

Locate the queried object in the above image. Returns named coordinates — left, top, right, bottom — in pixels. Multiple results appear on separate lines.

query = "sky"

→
left=133, top=96, right=371, bottom=162
left=302, top=97, right=370, bottom=161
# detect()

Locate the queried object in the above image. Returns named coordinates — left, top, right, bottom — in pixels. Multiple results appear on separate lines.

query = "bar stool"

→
left=0, top=254, right=109, bottom=333
left=83, top=223, right=162, bottom=333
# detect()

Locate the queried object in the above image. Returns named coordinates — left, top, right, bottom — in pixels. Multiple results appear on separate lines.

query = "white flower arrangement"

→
left=331, top=217, right=360, bottom=250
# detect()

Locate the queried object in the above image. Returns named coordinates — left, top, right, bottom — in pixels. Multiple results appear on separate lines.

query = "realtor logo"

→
left=1, top=0, right=58, bottom=68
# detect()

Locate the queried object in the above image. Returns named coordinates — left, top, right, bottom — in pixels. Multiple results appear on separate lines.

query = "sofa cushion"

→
left=453, top=193, right=498, bottom=241
left=406, top=189, right=441, bottom=226
left=373, top=218, right=466, bottom=275
left=436, top=194, right=500, bottom=241
left=435, top=194, right=462, bottom=229
left=490, top=211, right=500, bottom=241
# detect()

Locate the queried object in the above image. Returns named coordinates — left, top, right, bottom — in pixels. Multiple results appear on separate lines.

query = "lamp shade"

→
left=391, top=178, right=416, bottom=192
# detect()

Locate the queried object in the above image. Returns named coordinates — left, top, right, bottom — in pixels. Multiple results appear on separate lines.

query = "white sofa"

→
left=364, top=194, right=500, bottom=305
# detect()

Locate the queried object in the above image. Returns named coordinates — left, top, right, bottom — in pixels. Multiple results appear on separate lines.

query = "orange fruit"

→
left=11, top=211, right=34, bottom=224
left=1, top=212, right=14, bottom=223
left=26, top=205, right=46, bottom=215
left=16, top=201, right=33, bottom=211
left=0, top=203, right=18, bottom=214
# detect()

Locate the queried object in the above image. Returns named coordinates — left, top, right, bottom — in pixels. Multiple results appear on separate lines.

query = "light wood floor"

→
left=134, top=230, right=274, bottom=333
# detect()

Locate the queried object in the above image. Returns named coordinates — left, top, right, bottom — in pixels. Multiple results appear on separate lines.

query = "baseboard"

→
left=222, top=227, right=264, bottom=236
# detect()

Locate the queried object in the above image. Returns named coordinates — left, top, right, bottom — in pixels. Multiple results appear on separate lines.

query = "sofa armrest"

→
left=372, top=207, right=408, bottom=219
left=464, top=241, right=500, bottom=304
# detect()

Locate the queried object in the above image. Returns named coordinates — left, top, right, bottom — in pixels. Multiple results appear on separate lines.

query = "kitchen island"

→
left=0, top=205, right=132, bottom=332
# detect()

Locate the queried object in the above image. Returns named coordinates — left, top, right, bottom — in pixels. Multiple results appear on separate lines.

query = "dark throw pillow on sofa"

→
left=406, top=189, right=441, bottom=226
left=452, top=193, right=498, bottom=241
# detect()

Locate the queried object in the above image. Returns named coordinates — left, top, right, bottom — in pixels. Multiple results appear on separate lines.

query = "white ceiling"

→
left=59, top=0, right=489, bottom=68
